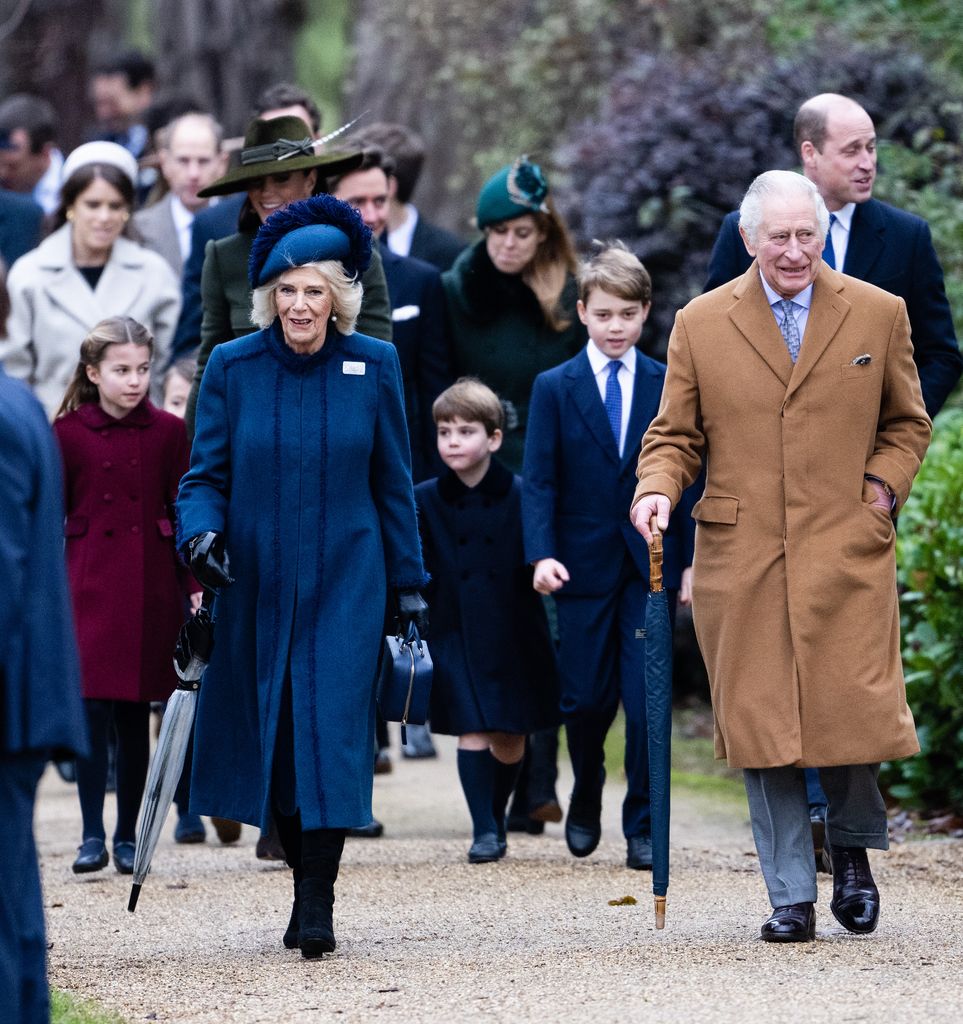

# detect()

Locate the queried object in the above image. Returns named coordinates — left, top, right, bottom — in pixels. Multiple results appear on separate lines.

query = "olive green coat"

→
left=443, top=241, right=585, bottom=472
left=186, top=229, right=392, bottom=434
left=634, top=263, right=931, bottom=769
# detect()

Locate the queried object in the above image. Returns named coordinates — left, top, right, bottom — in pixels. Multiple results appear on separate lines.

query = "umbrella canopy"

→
left=128, top=592, right=215, bottom=913
left=644, top=517, right=672, bottom=929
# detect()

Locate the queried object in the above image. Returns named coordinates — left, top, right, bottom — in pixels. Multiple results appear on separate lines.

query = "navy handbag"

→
left=376, top=623, right=433, bottom=745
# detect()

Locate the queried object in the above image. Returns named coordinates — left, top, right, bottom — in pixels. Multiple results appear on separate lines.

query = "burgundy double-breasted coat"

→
left=54, top=400, right=196, bottom=702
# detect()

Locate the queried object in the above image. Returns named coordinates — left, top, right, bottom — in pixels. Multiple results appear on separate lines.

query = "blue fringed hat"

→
left=248, top=194, right=373, bottom=288
left=476, top=155, right=550, bottom=228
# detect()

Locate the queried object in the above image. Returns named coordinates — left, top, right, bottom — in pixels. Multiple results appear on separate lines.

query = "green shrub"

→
left=881, top=409, right=963, bottom=811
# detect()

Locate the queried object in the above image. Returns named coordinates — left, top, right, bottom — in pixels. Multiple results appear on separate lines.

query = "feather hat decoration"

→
left=476, top=155, right=551, bottom=228
left=248, top=193, right=373, bottom=288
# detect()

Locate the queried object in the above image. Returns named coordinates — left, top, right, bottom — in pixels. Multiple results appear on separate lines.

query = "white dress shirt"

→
left=33, top=148, right=64, bottom=215
left=828, top=202, right=855, bottom=272
left=169, top=195, right=196, bottom=264
left=387, top=203, right=419, bottom=257
left=586, top=339, right=636, bottom=456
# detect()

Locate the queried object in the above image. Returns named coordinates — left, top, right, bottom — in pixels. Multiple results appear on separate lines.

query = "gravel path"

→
left=39, top=736, right=963, bottom=1023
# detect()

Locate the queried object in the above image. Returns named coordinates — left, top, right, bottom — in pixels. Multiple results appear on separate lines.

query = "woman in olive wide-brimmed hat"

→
left=184, top=115, right=392, bottom=434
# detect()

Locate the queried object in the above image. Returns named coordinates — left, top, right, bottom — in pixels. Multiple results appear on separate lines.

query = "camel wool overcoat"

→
left=634, top=262, right=931, bottom=769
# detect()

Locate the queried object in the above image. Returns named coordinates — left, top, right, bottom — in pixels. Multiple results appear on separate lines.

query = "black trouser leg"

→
left=112, top=701, right=150, bottom=844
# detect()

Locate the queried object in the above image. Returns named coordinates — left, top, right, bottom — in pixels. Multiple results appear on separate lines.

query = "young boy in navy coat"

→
left=523, top=243, right=696, bottom=869
left=416, top=379, right=559, bottom=864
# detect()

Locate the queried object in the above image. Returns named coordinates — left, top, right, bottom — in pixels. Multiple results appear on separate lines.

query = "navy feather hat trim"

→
left=248, top=194, right=373, bottom=287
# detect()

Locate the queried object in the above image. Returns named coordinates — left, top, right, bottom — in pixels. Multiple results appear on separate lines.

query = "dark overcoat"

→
left=0, top=369, right=87, bottom=758
left=177, top=324, right=426, bottom=831
left=416, top=461, right=559, bottom=736
left=53, top=400, right=194, bottom=703
left=443, top=241, right=586, bottom=472
left=705, top=201, right=962, bottom=416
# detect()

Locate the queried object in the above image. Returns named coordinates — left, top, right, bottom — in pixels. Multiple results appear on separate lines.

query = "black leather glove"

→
left=396, top=587, right=429, bottom=639
left=186, top=531, right=234, bottom=591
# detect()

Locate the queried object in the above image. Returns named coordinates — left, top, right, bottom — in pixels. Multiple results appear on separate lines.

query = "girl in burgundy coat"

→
left=53, top=316, right=200, bottom=875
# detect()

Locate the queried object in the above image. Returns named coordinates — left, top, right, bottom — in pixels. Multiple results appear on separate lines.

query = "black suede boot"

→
left=274, top=811, right=303, bottom=950
left=299, top=828, right=346, bottom=959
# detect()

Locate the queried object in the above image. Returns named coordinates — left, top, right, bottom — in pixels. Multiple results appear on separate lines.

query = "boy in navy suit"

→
left=523, top=243, right=695, bottom=869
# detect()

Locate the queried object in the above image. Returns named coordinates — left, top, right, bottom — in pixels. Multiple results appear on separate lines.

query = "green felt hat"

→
left=476, top=155, right=551, bottom=228
left=197, top=115, right=363, bottom=198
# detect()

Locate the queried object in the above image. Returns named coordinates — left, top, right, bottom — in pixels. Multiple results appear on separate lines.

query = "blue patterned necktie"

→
left=823, top=212, right=838, bottom=269
left=777, top=300, right=802, bottom=363
left=604, top=359, right=623, bottom=451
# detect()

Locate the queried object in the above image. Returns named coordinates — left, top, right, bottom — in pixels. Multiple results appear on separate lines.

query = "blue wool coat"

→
left=176, top=323, right=426, bottom=831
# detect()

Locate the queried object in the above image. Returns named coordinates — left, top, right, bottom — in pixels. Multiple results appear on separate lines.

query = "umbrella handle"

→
left=648, top=517, right=664, bottom=593
left=655, top=895, right=666, bottom=930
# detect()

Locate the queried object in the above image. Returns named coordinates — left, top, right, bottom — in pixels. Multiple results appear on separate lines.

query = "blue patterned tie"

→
left=823, top=212, right=838, bottom=269
left=778, top=300, right=802, bottom=363
left=604, top=359, right=623, bottom=451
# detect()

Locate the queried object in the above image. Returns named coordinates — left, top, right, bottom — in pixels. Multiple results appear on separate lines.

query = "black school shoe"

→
left=468, top=832, right=504, bottom=864
left=72, top=838, right=109, bottom=874
left=113, top=841, right=136, bottom=875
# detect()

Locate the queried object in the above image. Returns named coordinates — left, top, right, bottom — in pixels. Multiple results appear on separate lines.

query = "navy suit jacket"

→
left=705, top=200, right=962, bottom=416
left=523, top=348, right=696, bottom=598
left=409, top=216, right=465, bottom=272
left=0, top=189, right=43, bottom=270
left=380, top=241, right=452, bottom=479
left=168, top=194, right=245, bottom=364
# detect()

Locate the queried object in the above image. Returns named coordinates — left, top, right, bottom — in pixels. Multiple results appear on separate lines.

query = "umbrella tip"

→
left=127, top=883, right=142, bottom=913
left=655, top=895, right=666, bottom=930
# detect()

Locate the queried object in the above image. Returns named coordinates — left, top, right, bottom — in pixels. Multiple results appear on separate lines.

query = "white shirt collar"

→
left=830, top=202, right=855, bottom=232
left=586, top=339, right=637, bottom=375
left=758, top=270, right=814, bottom=312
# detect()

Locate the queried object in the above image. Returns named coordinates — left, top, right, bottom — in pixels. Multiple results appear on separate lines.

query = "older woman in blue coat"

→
left=176, top=195, right=428, bottom=960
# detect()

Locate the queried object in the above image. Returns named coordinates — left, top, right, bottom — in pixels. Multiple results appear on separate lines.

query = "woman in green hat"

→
left=185, top=115, right=392, bottom=434
left=443, top=156, right=585, bottom=474
left=442, top=157, right=585, bottom=835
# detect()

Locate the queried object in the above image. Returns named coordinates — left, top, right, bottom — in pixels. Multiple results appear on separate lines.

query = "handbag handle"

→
left=398, top=623, right=423, bottom=745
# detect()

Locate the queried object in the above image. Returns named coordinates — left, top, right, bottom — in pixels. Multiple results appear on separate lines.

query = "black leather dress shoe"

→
left=468, top=832, right=504, bottom=864
left=810, top=806, right=832, bottom=874
left=72, top=838, right=108, bottom=874
left=760, top=902, right=816, bottom=942
left=830, top=846, right=880, bottom=933
left=113, top=841, right=136, bottom=875
left=626, top=835, right=653, bottom=870
left=565, top=811, right=601, bottom=858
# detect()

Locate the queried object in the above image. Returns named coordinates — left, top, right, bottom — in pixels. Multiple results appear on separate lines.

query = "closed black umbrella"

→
left=128, top=591, right=215, bottom=913
left=644, top=518, right=672, bottom=929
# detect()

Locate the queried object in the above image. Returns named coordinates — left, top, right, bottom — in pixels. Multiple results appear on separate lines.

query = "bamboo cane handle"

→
left=655, top=895, right=666, bottom=930
left=649, top=516, right=664, bottom=593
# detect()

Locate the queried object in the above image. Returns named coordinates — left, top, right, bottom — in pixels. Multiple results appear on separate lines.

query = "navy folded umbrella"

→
left=128, top=590, right=215, bottom=913
left=645, top=518, right=673, bottom=929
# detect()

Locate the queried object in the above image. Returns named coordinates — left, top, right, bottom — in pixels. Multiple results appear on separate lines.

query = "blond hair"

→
left=250, top=260, right=362, bottom=335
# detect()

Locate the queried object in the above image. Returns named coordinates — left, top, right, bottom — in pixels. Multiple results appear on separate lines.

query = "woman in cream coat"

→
left=1, top=142, right=180, bottom=418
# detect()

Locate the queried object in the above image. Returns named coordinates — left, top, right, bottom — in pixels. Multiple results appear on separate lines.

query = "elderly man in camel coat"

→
left=631, top=170, right=931, bottom=944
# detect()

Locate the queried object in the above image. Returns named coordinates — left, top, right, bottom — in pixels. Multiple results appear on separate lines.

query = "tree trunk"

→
left=152, top=0, right=308, bottom=135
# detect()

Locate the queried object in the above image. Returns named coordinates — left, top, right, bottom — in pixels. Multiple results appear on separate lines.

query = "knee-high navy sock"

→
left=491, top=756, right=523, bottom=841
left=457, top=749, right=498, bottom=840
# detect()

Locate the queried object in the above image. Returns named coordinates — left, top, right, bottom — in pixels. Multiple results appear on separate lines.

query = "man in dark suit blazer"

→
left=0, top=187, right=42, bottom=270
left=522, top=245, right=696, bottom=869
left=329, top=147, right=453, bottom=480
left=705, top=93, right=961, bottom=417
left=168, top=193, right=245, bottom=363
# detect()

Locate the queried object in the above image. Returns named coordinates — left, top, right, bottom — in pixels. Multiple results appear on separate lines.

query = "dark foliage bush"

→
left=880, top=410, right=963, bottom=813
left=554, top=42, right=963, bottom=358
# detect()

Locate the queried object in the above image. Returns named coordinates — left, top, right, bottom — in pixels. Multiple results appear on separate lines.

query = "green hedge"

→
left=881, top=409, right=963, bottom=811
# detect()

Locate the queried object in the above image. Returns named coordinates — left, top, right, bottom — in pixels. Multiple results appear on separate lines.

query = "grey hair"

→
left=250, top=260, right=363, bottom=335
left=738, top=170, right=830, bottom=245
